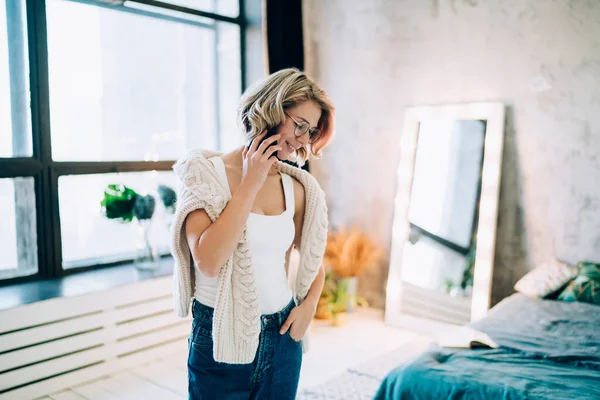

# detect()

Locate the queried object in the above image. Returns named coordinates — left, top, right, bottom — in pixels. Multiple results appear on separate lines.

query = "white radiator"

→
left=0, top=275, right=191, bottom=399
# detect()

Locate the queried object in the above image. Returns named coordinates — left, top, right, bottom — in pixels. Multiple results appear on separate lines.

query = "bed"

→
left=375, top=294, right=600, bottom=400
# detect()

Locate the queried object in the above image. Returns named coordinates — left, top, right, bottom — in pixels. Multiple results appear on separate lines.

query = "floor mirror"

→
left=384, top=102, right=505, bottom=328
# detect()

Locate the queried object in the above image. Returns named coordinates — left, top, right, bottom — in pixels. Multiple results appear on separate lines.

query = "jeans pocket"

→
left=285, top=330, right=302, bottom=345
left=190, top=317, right=213, bottom=351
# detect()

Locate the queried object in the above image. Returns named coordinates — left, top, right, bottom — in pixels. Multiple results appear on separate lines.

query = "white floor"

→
left=38, top=308, right=419, bottom=400
left=299, top=308, right=419, bottom=389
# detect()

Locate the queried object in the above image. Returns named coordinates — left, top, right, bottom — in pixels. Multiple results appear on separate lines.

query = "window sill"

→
left=0, top=257, right=174, bottom=312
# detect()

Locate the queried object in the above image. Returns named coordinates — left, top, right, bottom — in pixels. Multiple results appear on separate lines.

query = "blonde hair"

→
left=238, top=68, right=335, bottom=166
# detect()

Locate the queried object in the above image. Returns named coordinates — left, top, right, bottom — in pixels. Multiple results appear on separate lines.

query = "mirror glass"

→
left=399, top=119, right=486, bottom=325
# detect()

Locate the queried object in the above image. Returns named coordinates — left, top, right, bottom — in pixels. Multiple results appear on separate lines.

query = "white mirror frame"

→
left=384, top=102, right=506, bottom=327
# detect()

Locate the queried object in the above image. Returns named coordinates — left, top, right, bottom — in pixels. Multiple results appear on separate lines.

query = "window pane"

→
left=154, top=0, right=239, bottom=18
left=0, top=0, right=32, bottom=158
left=0, top=177, right=38, bottom=279
left=47, top=0, right=242, bottom=161
left=59, top=172, right=177, bottom=269
left=217, top=14, right=243, bottom=152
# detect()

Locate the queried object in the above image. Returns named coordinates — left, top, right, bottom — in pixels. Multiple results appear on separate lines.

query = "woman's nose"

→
left=296, top=133, right=310, bottom=146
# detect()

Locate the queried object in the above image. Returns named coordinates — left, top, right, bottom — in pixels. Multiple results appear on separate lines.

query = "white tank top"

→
left=193, top=156, right=295, bottom=314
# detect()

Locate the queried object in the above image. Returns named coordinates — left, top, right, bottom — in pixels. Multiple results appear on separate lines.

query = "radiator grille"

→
left=0, top=276, right=191, bottom=399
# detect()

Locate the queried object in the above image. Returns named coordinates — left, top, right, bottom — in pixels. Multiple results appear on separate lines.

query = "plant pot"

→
left=314, top=298, right=330, bottom=320
left=330, top=312, right=346, bottom=327
left=342, top=276, right=359, bottom=312
left=135, top=219, right=159, bottom=270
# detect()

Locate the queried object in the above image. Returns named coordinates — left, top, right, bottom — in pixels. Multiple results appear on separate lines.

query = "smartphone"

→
left=248, top=126, right=279, bottom=158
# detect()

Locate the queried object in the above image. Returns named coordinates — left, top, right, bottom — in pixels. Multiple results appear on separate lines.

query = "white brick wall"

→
left=303, top=0, right=600, bottom=307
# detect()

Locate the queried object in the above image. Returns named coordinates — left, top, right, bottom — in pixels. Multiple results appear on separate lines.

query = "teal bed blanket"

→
left=374, top=294, right=600, bottom=400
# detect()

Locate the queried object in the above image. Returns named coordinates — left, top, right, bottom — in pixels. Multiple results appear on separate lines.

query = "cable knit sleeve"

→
left=275, top=163, right=329, bottom=305
left=170, top=151, right=227, bottom=317
left=296, top=173, right=329, bottom=302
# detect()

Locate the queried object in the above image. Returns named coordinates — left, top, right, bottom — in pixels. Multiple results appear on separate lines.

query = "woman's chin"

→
left=275, top=149, right=292, bottom=161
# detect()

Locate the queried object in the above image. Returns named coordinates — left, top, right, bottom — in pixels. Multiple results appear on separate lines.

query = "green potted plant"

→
left=319, top=272, right=369, bottom=326
left=100, top=184, right=158, bottom=270
left=327, top=275, right=350, bottom=326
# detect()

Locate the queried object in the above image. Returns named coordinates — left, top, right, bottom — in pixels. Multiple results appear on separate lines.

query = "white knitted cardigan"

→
left=170, top=149, right=328, bottom=364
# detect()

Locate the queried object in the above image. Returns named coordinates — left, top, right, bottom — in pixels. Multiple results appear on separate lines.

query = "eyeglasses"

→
left=284, top=112, right=320, bottom=143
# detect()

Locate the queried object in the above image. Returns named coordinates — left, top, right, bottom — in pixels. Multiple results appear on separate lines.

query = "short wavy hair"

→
left=238, top=68, right=335, bottom=166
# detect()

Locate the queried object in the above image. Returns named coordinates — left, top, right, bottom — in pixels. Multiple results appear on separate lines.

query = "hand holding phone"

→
left=241, top=130, right=282, bottom=191
left=247, top=126, right=279, bottom=158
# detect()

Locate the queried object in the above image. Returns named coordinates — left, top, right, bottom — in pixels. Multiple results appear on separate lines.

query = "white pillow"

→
left=514, top=261, right=577, bottom=298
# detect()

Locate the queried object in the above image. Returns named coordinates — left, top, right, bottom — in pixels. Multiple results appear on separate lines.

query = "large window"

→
left=59, top=171, right=177, bottom=269
left=0, top=177, right=37, bottom=279
left=46, top=0, right=241, bottom=161
left=0, top=0, right=31, bottom=158
left=0, top=0, right=252, bottom=283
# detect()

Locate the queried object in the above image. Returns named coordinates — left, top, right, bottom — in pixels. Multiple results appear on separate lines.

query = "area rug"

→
left=297, top=338, right=433, bottom=400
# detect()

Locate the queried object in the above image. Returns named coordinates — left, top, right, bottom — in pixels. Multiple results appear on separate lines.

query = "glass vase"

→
left=135, top=219, right=159, bottom=270
left=344, top=276, right=359, bottom=312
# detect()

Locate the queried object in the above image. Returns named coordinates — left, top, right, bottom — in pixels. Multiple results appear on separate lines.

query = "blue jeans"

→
left=187, top=298, right=303, bottom=399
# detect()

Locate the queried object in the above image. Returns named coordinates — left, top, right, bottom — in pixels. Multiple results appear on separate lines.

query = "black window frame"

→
left=0, top=0, right=249, bottom=286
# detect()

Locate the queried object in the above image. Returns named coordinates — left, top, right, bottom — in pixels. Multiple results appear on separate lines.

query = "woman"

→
left=170, top=68, right=335, bottom=399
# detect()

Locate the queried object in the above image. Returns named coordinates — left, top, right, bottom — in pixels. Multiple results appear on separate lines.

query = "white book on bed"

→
left=436, top=326, right=499, bottom=349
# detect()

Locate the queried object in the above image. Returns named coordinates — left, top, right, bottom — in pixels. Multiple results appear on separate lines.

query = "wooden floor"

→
left=37, top=351, right=188, bottom=400
left=38, top=309, right=419, bottom=400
